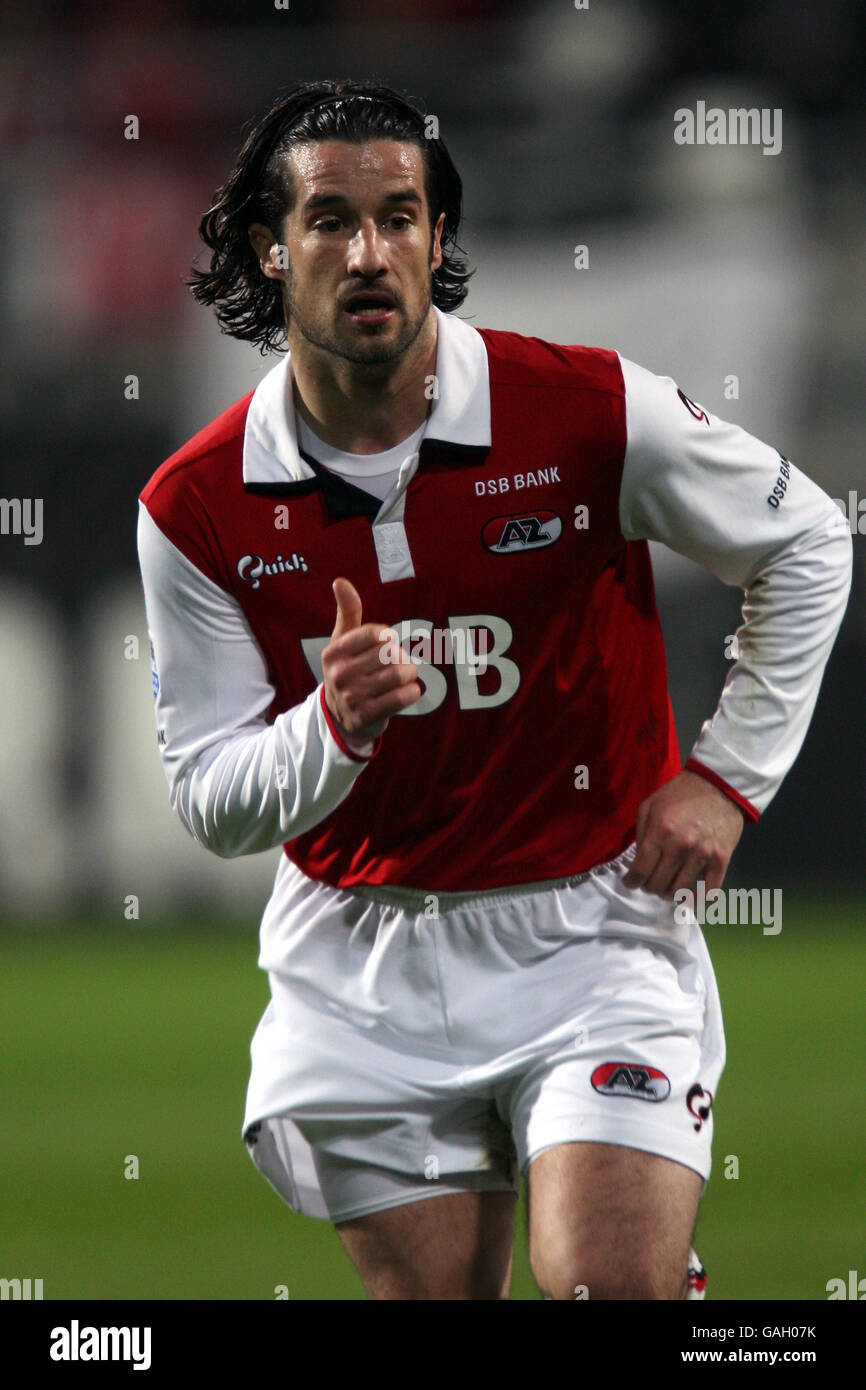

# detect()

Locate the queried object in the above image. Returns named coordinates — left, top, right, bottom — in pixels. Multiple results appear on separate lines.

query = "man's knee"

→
left=526, top=1141, right=701, bottom=1300
left=531, top=1245, right=687, bottom=1301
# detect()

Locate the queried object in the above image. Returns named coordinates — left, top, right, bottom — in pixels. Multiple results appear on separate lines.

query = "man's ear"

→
left=248, top=223, right=286, bottom=280
left=430, top=212, right=446, bottom=273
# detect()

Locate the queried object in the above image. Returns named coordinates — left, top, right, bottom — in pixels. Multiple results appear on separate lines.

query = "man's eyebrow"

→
left=302, top=189, right=424, bottom=214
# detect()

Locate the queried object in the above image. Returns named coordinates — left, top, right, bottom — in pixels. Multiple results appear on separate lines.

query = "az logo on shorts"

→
left=591, top=1062, right=671, bottom=1102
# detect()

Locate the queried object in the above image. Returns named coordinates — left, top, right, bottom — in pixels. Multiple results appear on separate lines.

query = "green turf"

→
left=0, top=897, right=863, bottom=1299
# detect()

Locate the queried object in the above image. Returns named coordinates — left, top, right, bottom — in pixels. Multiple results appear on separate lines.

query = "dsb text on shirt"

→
left=474, top=467, right=561, bottom=494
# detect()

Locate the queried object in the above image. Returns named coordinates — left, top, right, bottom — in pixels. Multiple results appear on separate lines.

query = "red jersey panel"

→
left=140, top=327, right=681, bottom=891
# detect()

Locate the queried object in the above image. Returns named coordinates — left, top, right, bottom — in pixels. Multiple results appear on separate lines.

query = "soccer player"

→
left=137, top=79, right=852, bottom=1300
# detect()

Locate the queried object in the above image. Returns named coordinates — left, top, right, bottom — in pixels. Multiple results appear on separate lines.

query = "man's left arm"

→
left=616, top=355, right=853, bottom=898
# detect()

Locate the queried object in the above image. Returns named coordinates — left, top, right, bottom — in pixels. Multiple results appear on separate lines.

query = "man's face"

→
left=262, top=139, right=445, bottom=367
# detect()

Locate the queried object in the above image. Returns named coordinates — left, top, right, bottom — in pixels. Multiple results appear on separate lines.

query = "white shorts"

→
left=242, top=844, right=725, bottom=1224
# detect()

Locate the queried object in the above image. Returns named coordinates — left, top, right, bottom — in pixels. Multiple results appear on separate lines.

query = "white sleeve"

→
left=137, top=501, right=377, bottom=858
left=618, top=355, right=852, bottom=817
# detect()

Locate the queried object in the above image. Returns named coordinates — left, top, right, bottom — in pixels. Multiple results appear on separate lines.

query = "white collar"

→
left=242, top=305, right=491, bottom=487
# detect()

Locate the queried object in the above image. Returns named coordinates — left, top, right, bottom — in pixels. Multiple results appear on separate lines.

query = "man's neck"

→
left=289, top=310, right=438, bottom=456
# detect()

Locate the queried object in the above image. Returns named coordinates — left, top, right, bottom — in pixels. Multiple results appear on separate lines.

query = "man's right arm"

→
left=137, top=502, right=380, bottom=858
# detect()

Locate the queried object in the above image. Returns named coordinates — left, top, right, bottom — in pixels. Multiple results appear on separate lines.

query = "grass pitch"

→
left=0, top=895, right=862, bottom=1299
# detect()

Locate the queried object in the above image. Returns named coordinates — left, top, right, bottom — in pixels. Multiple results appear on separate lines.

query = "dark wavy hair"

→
left=188, top=78, right=474, bottom=354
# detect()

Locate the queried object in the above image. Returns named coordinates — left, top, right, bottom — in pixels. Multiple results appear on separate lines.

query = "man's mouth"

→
left=343, top=290, right=397, bottom=324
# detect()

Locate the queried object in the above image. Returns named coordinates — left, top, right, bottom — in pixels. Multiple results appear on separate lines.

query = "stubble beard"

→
left=282, top=262, right=434, bottom=373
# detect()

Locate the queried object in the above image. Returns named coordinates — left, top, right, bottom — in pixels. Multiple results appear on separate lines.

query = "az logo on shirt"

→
left=482, top=511, right=562, bottom=554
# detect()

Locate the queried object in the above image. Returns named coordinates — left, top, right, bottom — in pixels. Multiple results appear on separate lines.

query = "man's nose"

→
left=346, top=221, right=389, bottom=276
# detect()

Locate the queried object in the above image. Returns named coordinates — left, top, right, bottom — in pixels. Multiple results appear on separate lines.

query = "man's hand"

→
left=321, top=577, right=422, bottom=742
left=622, top=770, right=745, bottom=900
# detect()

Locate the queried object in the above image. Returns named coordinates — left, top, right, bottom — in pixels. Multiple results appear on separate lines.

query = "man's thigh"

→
left=527, top=1141, right=703, bottom=1300
left=335, top=1189, right=518, bottom=1300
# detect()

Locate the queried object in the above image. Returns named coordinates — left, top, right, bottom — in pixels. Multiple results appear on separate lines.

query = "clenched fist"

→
left=321, top=577, right=423, bottom=742
left=622, top=769, right=745, bottom=900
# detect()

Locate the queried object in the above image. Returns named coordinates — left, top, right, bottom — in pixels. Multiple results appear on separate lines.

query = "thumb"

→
left=331, top=577, right=363, bottom=638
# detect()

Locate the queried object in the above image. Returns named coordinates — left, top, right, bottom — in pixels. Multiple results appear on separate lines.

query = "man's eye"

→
left=313, top=215, right=412, bottom=232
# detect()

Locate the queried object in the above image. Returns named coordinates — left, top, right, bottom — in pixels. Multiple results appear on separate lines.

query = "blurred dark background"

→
left=1, top=0, right=863, bottom=913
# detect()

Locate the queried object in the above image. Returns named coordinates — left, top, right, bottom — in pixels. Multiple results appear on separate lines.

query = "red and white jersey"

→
left=137, top=307, right=851, bottom=893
